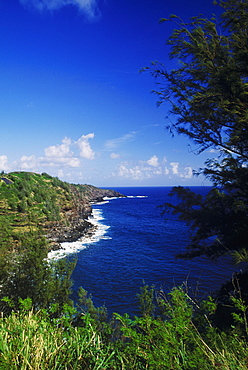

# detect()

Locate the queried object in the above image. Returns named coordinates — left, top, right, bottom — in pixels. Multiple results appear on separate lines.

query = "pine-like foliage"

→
left=145, top=0, right=248, bottom=260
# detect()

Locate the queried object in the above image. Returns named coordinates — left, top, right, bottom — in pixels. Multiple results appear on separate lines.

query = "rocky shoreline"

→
left=46, top=188, right=125, bottom=251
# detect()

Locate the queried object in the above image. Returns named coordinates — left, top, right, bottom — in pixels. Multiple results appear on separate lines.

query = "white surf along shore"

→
left=47, top=194, right=147, bottom=260
left=47, top=203, right=111, bottom=260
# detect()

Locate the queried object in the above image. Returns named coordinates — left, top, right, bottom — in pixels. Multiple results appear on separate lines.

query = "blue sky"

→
left=0, top=0, right=220, bottom=187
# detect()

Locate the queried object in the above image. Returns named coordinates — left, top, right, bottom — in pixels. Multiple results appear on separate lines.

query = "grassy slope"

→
left=0, top=171, right=112, bottom=255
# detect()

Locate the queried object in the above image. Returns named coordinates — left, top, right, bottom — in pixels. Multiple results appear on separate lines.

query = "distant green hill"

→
left=0, top=171, right=123, bottom=255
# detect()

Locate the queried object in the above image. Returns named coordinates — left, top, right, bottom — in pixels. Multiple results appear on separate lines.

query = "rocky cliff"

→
left=45, top=184, right=125, bottom=249
left=0, top=172, right=125, bottom=252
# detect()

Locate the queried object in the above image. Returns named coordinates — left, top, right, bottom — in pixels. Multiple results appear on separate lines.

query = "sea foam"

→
left=47, top=208, right=110, bottom=260
left=127, top=195, right=147, bottom=198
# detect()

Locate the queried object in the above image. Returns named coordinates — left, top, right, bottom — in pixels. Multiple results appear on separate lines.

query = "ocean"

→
left=49, top=187, right=241, bottom=316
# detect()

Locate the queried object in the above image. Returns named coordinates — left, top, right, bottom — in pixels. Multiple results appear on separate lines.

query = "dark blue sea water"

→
left=69, top=187, right=241, bottom=316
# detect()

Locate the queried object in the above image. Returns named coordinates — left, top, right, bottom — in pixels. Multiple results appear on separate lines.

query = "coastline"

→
left=46, top=189, right=125, bottom=260
left=47, top=207, right=110, bottom=260
left=46, top=191, right=152, bottom=260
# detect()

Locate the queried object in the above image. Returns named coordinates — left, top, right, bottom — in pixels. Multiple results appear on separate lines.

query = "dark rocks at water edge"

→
left=46, top=186, right=125, bottom=250
left=45, top=219, right=95, bottom=248
left=0, top=172, right=125, bottom=252
left=88, top=188, right=125, bottom=203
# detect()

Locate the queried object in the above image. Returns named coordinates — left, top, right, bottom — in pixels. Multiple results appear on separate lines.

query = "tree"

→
left=0, top=232, right=76, bottom=314
left=145, top=0, right=248, bottom=260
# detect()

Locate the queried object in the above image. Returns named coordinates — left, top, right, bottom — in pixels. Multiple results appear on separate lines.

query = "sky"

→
left=0, top=0, right=221, bottom=187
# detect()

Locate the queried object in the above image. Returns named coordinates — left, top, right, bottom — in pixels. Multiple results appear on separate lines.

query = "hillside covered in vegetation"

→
left=0, top=171, right=124, bottom=323
left=0, top=171, right=123, bottom=254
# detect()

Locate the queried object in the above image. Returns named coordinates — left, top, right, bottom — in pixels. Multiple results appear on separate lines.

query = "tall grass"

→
left=0, top=310, right=117, bottom=370
left=1, top=287, right=248, bottom=369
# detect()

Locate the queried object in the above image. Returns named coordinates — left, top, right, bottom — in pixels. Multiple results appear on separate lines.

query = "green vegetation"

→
left=1, top=285, right=248, bottom=369
left=145, top=0, right=248, bottom=331
left=144, top=0, right=248, bottom=260
left=0, top=171, right=103, bottom=316
left=0, top=171, right=102, bottom=253
left=1, top=0, right=248, bottom=368
left=1, top=172, right=69, bottom=250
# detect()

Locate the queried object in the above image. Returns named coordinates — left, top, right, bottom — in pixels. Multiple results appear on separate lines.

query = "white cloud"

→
left=117, top=163, right=129, bottom=177
left=115, top=159, right=194, bottom=182
left=76, top=133, right=95, bottom=159
left=170, top=162, right=179, bottom=175
left=20, top=155, right=37, bottom=170
left=105, top=132, right=136, bottom=149
left=110, top=152, right=120, bottom=159
left=147, top=155, right=159, bottom=167
left=0, top=155, right=9, bottom=171
left=41, top=136, right=80, bottom=167
left=40, top=157, right=81, bottom=168
left=180, top=166, right=193, bottom=179
left=117, top=163, right=143, bottom=180
left=153, top=168, right=162, bottom=175
left=44, top=137, right=72, bottom=158
left=19, top=0, right=100, bottom=19
left=116, top=161, right=164, bottom=181
left=44, top=134, right=94, bottom=163
left=10, top=134, right=94, bottom=173
left=64, top=157, right=81, bottom=167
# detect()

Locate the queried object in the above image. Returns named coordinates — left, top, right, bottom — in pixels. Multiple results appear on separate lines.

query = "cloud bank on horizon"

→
left=0, top=133, right=195, bottom=185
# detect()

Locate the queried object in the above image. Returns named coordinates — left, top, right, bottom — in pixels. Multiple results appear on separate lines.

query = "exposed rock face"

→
left=0, top=171, right=125, bottom=253
left=46, top=187, right=125, bottom=250
left=87, top=188, right=124, bottom=203
left=46, top=219, right=94, bottom=246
